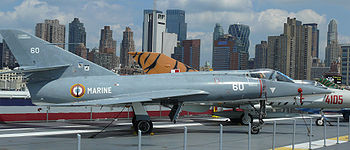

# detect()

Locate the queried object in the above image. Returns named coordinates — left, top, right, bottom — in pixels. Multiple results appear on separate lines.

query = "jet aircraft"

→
left=130, top=52, right=349, bottom=126
left=0, top=30, right=331, bottom=134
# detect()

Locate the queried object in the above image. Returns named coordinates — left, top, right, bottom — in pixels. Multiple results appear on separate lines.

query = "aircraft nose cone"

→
left=302, top=85, right=331, bottom=95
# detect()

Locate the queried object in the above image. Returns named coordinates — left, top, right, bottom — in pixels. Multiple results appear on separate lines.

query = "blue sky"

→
left=0, top=0, right=349, bottom=66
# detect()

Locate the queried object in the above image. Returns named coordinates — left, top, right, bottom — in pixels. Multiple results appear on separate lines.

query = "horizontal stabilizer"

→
left=0, top=64, right=71, bottom=75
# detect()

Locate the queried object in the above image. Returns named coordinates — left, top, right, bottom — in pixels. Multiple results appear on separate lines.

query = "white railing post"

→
left=138, top=130, right=142, bottom=150
left=292, top=119, right=296, bottom=150
left=324, top=119, right=326, bottom=147
left=219, top=124, right=223, bottom=150
left=184, top=126, right=187, bottom=150
left=248, top=122, right=251, bottom=150
left=309, top=118, right=312, bottom=150
left=77, top=134, right=81, bottom=150
left=272, top=121, right=276, bottom=150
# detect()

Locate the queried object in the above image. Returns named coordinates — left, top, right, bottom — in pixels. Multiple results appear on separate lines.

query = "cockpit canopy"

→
left=247, top=69, right=294, bottom=83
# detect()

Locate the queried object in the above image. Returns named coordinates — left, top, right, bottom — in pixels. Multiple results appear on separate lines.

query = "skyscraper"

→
left=182, top=39, right=200, bottom=70
left=228, top=24, right=250, bottom=52
left=162, top=33, right=177, bottom=57
left=254, top=41, right=268, bottom=69
left=325, top=19, right=341, bottom=67
left=166, top=9, right=187, bottom=41
left=68, top=18, right=86, bottom=55
left=228, top=24, right=250, bottom=69
left=213, top=23, right=224, bottom=41
left=0, top=42, right=2, bottom=68
left=99, top=26, right=116, bottom=54
left=266, top=17, right=313, bottom=80
left=267, top=35, right=289, bottom=75
left=212, top=35, right=239, bottom=70
left=142, top=10, right=166, bottom=53
left=120, top=27, right=135, bottom=68
left=35, top=19, right=65, bottom=49
left=1, top=40, right=17, bottom=69
left=304, top=23, right=319, bottom=58
left=341, top=44, right=350, bottom=85
left=91, top=26, right=119, bottom=70
left=297, top=24, right=312, bottom=80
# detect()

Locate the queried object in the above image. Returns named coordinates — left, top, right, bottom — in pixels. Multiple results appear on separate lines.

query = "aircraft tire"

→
left=135, top=120, right=153, bottom=134
left=240, top=114, right=253, bottom=125
left=315, top=118, right=324, bottom=126
left=251, top=125, right=260, bottom=134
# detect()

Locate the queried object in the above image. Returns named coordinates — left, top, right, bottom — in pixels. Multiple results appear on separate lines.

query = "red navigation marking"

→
left=258, top=79, right=263, bottom=98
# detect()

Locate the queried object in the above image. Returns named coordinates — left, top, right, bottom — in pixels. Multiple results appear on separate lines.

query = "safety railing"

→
left=74, top=116, right=350, bottom=150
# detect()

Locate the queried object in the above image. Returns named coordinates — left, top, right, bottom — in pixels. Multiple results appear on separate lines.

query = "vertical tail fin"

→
left=129, top=52, right=197, bottom=74
left=0, top=29, right=115, bottom=78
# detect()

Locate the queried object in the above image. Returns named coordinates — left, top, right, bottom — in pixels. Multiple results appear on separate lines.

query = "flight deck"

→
left=0, top=115, right=349, bottom=150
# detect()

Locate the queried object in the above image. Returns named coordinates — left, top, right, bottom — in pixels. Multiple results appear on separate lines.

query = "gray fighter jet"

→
left=0, top=30, right=330, bottom=134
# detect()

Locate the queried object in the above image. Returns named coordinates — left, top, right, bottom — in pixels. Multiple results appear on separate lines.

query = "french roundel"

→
left=70, top=84, right=85, bottom=98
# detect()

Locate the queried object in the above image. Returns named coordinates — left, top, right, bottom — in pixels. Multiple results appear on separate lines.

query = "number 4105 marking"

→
left=30, top=47, right=40, bottom=54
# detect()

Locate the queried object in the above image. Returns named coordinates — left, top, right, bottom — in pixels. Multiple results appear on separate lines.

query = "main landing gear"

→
left=132, top=102, right=153, bottom=134
left=131, top=102, right=183, bottom=134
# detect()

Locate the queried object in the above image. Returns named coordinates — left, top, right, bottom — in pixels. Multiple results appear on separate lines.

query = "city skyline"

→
left=0, top=0, right=350, bottom=66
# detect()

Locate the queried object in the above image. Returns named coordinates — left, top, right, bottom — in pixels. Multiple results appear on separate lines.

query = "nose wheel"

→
left=248, top=100, right=266, bottom=134
left=251, top=123, right=261, bottom=134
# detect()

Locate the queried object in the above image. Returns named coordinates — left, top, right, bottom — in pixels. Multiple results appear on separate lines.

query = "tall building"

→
left=228, top=24, right=250, bottom=70
left=304, top=23, right=319, bottom=58
left=269, top=17, right=312, bottom=80
left=1, top=40, right=17, bottom=69
left=182, top=39, right=200, bottom=70
left=228, top=24, right=250, bottom=52
left=166, top=9, right=187, bottom=41
left=162, top=33, right=177, bottom=57
left=35, top=19, right=66, bottom=49
left=1, top=41, right=17, bottom=69
left=142, top=10, right=177, bottom=57
left=89, top=26, right=119, bottom=70
left=213, top=23, right=224, bottom=41
left=297, top=24, right=313, bottom=80
left=254, top=41, right=268, bottom=69
left=0, top=42, right=2, bottom=68
left=68, top=18, right=86, bottom=55
left=172, top=44, right=183, bottom=62
left=341, top=44, right=350, bottom=85
left=120, top=27, right=135, bottom=68
left=212, top=35, right=239, bottom=70
left=142, top=10, right=166, bottom=53
left=99, top=26, right=116, bottom=54
left=267, top=35, right=289, bottom=75
left=325, top=19, right=341, bottom=67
